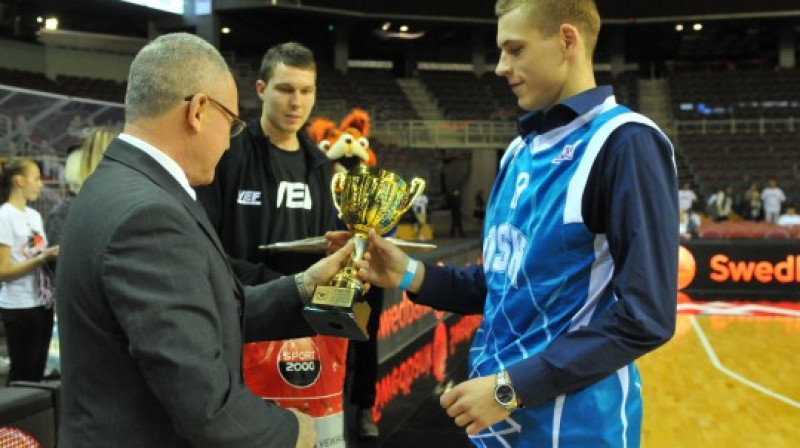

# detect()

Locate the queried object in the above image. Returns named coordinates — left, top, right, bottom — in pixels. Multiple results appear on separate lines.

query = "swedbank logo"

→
left=710, top=254, right=800, bottom=283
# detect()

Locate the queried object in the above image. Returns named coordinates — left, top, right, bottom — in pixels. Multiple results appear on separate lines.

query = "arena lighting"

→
left=373, top=24, right=425, bottom=40
left=693, top=23, right=703, bottom=31
left=221, top=27, right=231, bottom=34
left=119, top=0, right=183, bottom=14
left=675, top=23, right=684, bottom=31
left=44, top=17, right=58, bottom=30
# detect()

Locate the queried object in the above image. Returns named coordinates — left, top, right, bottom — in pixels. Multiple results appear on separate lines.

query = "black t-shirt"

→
left=268, top=145, right=315, bottom=244
left=196, top=125, right=336, bottom=285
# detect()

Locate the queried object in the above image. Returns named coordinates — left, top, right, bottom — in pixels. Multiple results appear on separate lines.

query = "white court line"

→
left=690, top=316, right=800, bottom=408
left=678, top=302, right=800, bottom=317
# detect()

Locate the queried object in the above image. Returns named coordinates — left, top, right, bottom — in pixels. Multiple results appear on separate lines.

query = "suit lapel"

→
left=103, top=140, right=246, bottom=301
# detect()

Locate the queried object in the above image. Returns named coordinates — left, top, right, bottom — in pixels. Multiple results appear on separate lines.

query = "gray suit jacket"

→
left=56, top=139, right=314, bottom=447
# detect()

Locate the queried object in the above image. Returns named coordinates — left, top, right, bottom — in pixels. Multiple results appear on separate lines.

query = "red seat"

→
left=699, top=226, right=726, bottom=239
left=764, top=228, right=791, bottom=239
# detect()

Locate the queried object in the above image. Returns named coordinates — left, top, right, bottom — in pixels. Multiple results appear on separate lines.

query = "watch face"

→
left=495, top=384, right=515, bottom=405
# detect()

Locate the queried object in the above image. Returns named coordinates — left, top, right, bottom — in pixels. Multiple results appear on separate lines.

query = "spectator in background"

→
left=679, top=207, right=701, bottom=240
left=707, top=186, right=733, bottom=222
left=32, top=139, right=59, bottom=180
left=66, top=115, right=85, bottom=139
left=678, top=181, right=697, bottom=213
left=474, top=189, right=486, bottom=220
left=12, top=114, right=33, bottom=156
left=0, top=157, right=60, bottom=384
left=412, top=192, right=429, bottom=241
left=740, top=182, right=762, bottom=221
left=42, top=127, right=117, bottom=380
left=448, top=188, right=466, bottom=238
left=777, top=204, right=800, bottom=226
left=761, top=178, right=786, bottom=223
left=45, top=127, right=118, bottom=246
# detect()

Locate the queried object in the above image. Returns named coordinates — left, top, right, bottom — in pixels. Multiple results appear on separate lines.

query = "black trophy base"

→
left=302, top=300, right=371, bottom=341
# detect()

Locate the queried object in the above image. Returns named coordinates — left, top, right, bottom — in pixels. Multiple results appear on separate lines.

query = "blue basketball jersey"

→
left=470, top=97, right=666, bottom=448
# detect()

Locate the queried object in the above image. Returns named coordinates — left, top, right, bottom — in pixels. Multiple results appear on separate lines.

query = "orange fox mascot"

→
left=308, top=108, right=377, bottom=172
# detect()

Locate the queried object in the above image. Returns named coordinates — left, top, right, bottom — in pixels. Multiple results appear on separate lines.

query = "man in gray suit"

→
left=55, top=33, right=361, bottom=448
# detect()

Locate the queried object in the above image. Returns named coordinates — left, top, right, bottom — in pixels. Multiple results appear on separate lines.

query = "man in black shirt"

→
left=197, top=42, right=346, bottom=447
left=198, top=43, right=335, bottom=283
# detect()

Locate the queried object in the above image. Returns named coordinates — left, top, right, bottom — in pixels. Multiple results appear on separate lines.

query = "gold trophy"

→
left=303, top=166, right=425, bottom=340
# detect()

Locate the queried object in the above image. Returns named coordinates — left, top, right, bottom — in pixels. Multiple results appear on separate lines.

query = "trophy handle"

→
left=397, top=178, right=425, bottom=216
left=331, top=172, right=346, bottom=218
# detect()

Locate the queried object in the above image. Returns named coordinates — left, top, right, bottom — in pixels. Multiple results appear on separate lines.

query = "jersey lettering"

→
left=277, top=181, right=312, bottom=209
left=484, top=224, right=527, bottom=286
left=237, top=190, right=262, bottom=206
left=510, top=173, right=529, bottom=210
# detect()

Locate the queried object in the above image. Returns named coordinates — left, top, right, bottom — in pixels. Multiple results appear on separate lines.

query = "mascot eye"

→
left=358, top=137, right=369, bottom=148
left=320, top=141, right=331, bottom=151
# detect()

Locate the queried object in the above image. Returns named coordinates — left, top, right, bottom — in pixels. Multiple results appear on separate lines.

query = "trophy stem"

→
left=352, top=233, right=367, bottom=262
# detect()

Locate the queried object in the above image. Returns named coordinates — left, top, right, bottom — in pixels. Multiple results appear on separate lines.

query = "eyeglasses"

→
left=184, top=94, right=246, bottom=137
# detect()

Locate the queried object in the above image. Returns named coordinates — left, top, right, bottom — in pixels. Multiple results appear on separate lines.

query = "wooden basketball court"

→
left=638, top=302, right=800, bottom=447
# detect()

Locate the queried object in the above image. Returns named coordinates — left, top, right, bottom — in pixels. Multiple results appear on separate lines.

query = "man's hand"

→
left=364, top=229, right=422, bottom=291
left=324, top=230, right=352, bottom=255
left=440, top=374, right=509, bottom=436
left=303, top=240, right=368, bottom=290
left=289, top=408, right=316, bottom=448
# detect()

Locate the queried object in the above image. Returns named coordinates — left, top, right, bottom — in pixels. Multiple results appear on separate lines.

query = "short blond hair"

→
left=495, top=0, right=601, bottom=56
left=64, top=127, right=118, bottom=192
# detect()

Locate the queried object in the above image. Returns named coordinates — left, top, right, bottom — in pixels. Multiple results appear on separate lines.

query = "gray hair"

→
left=125, top=32, right=230, bottom=123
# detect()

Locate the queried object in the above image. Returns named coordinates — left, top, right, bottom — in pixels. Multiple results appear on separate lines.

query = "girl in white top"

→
left=0, top=157, right=59, bottom=383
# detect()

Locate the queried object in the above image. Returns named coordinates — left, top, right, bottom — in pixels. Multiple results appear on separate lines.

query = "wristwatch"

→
left=493, top=370, right=520, bottom=411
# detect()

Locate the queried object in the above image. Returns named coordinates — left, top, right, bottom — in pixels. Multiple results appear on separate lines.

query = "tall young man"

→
left=361, top=1, right=678, bottom=446
left=197, top=42, right=347, bottom=448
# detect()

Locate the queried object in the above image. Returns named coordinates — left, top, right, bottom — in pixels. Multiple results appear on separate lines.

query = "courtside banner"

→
left=371, top=242, right=483, bottom=428
left=683, top=240, right=800, bottom=299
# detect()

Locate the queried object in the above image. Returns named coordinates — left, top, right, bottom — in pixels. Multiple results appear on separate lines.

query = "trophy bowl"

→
left=303, top=165, right=425, bottom=340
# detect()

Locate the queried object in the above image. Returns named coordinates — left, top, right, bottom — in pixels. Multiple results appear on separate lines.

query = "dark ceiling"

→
left=1, top=0, right=798, bottom=72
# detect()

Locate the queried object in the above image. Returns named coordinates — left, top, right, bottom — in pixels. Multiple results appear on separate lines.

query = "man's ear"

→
left=560, top=24, right=581, bottom=59
left=255, top=80, right=267, bottom=99
left=186, top=94, right=207, bottom=132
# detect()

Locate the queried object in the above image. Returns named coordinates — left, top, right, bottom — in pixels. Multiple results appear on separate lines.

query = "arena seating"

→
left=0, top=68, right=60, bottom=94
left=54, top=75, right=125, bottom=103
left=419, top=70, right=640, bottom=121
left=675, top=132, right=800, bottom=202
left=419, top=71, right=497, bottom=120
left=0, top=68, right=125, bottom=103
left=342, top=69, right=419, bottom=120
left=669, top=68, right=800, bottom=120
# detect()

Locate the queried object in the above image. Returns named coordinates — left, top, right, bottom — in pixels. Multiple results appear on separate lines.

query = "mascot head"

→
left=308, top=108, right=377, bottom=172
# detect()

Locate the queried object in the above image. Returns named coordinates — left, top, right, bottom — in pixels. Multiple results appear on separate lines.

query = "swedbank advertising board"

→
left=682, top=240, right=800, bottom=298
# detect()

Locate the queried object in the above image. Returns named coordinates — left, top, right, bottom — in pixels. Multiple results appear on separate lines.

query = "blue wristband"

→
left=397, top=258, right=418, bottom=291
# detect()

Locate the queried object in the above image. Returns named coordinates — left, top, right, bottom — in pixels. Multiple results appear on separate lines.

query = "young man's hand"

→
left=439, top=374, right=510, bottom=436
